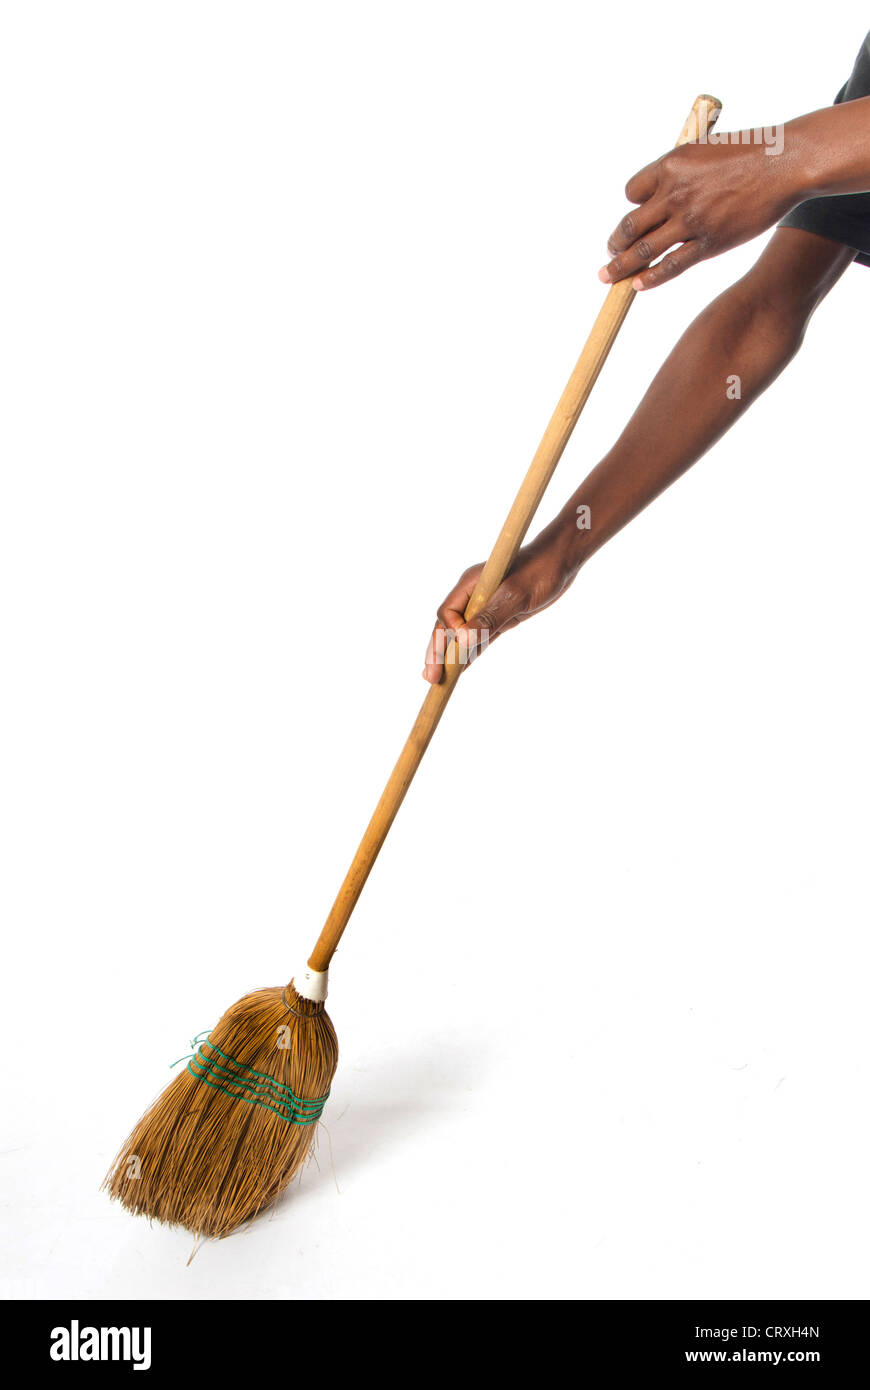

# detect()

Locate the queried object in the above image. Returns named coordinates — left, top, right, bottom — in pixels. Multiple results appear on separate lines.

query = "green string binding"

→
left=186, top=1036, right=329, bottom=1126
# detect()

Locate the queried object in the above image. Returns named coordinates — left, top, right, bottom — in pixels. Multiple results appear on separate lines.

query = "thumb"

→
left=452, top=589, right=518, bottom=668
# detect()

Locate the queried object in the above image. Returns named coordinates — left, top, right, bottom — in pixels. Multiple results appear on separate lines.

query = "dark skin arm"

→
left=423, top=228, right=854, bottom=682
left=601, top=97, right=870, bottom=290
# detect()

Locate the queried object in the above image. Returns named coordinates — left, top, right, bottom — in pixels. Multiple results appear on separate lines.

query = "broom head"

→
left=103, top=981, right=338, bottom=1238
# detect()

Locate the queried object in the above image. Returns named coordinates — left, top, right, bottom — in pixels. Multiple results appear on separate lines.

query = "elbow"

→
left=719, top=277, right=811, bottom=372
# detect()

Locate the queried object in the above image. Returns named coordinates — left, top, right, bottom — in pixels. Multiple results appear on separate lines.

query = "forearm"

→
left=423, top=229, right=853, bottom=682
left=543, top=279, right=805, bottom=573
left=788, top=96, right=870, bottom=199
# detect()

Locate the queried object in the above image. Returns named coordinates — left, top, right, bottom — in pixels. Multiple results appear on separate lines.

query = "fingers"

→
left=606, top=199, right=669, bottom=257
left=624, top=160, right=659, bottom=206
left=599, top=216, right=678, bottom=285
left=423, top=613, right=465, bottom=684
left=422, top=567, right=480, bottom=684
left=422, top=573, right=527, bottom=683
left=602, top=146, right=714, bottom=290
left=422, top=620, right=449, bottom=683
left=630, top=239, right=704, bottom=291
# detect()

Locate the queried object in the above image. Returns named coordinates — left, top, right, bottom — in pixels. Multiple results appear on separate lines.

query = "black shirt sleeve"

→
left=778, top=31, right=870, bottom=267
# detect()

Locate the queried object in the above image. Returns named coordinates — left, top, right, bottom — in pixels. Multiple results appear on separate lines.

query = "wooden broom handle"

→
left=308, top=94, right=722, bottom=972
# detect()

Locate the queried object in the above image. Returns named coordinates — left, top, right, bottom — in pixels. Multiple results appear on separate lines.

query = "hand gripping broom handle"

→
left=306, top=94, right=722, bottom=975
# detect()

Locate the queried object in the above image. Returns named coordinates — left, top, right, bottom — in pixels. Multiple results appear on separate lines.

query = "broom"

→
left=105, top=93, right=722, bottom=1238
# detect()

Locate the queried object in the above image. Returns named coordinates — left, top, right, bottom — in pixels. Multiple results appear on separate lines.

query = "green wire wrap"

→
left=186, top=1036, right=329, bottom=1125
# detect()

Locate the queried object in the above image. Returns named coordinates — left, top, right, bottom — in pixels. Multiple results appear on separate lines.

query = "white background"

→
left=2, top=2, right=869, bottom=1300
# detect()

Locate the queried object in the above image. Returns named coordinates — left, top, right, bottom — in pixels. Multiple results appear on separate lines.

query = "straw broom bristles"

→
left=103, top=983, right=338, bottom=1238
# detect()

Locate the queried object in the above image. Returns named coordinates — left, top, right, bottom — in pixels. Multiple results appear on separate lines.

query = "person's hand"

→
left=422, top=535, right=576, bottom=683
left=599, top=134, right=801, bottom=290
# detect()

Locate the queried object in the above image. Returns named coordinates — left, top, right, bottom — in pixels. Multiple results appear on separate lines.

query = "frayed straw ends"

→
left=103, top=983, right=338, bottom=1238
